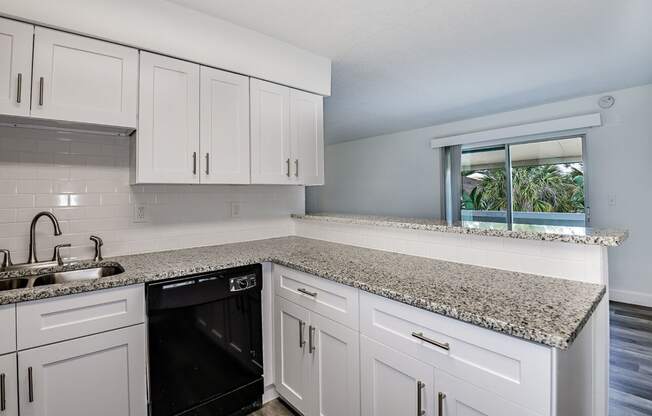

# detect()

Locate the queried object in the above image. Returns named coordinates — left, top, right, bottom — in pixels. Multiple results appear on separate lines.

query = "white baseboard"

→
left=610, top=289, right=652, bottom=308
left=263, top=386, right=279, bottom=404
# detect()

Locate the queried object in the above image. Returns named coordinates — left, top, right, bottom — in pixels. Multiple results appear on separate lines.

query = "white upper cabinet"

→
left=31, top=27, right=138, bottom=127
left=291, top=89, right=324, bottom=185
left=200, top=67, right=251, bottom=184
left=136, top=52, right=200, bottom=184
left=250, top=79, right=324, bottom=185
left=250, top=79, right=292, bottom=184
left=0, top=17, right=33, bottom=117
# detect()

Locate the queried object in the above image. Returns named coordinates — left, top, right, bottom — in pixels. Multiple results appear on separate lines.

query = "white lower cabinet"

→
left=275, top=296, right=360, bottom=416
left=17, top=324, right=147, bottom=416
left=310, top=312, right=359, bottom=416
left=275, top=296, right=312, bottom=413
left=360, top=336, right=433, bottom=416
left=434, top=370, right=539, bottom=416
left=0, top=353, right=18, bottom=416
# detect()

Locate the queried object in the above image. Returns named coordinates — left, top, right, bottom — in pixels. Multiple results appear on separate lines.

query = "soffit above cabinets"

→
left=0, top=0, right=331, bottom=96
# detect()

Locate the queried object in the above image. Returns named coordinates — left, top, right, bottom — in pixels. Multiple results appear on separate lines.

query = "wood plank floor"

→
left=247, top=399, right=297, bottom=416
left=610, top=301, right=652, bottom=415
left=250, top=302, right=652, bottom=416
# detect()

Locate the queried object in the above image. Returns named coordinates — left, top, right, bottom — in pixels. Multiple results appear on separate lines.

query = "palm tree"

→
left=462, top=164, right=584, bottom=213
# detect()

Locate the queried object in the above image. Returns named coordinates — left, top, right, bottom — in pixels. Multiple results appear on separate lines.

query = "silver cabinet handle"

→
left=192, top=152, right=197, bottom=174
left=299, top=320, right=306, bottom=348
left=412, top=332, right=450, bottom=351
left=205, top=153, right=210, bottom=175
left=297, top=288, right=317, bottom=297
left=286, top=158, right=291, bottom=177
left=438, top=392, right=446, bottom=416
left=309, top=325, right=316, bottom=353
left=16, top=73, right=22, bottom=104
left=38, top=77, right=44, bottom=106
left=1, top=373, right=6, bottom=411
left=294, top=159, right=299, bottom=177
left=417, top=381, right=425, bottom=416
left=28, top=367, right=34, bottom=403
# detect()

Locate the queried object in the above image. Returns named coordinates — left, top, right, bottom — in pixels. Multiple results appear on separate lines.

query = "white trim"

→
left=430, top=113, right=602, bottom=148
left=610, top=289, right=652, bottom=308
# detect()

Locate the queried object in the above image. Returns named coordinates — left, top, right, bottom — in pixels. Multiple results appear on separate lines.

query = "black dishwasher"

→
left=146, top=264, right=263, bottom=416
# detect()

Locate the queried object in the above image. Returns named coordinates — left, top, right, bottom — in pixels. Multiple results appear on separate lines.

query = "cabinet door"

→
left=290, top=89, right=324, bottom=185
left=31, top=27, right=138, bottom=127
left=0, top=17, right=32, bottom=117
left=310, top=313, right=360, bottom=416
left=137, top=52, right=200, bottom=184
left=361, top=336, right=434, bottom=416
left=434, top=370, right=539, bottom=416
left=199, top=67, right=250, bottom=184
left=0, top=353, right=18, bottom=416
left=18, top=325, right=146, bottom=416
left=0, top=305, right=15, bottom=355
left=275, top=296, right=311, bottom=414
left=250, top=79, right=291, bottom=184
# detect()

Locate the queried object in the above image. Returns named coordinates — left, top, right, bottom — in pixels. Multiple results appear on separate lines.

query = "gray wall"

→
left=306, top=133, right=441, bottom=218
left=308, top=83, right=652, bottom=306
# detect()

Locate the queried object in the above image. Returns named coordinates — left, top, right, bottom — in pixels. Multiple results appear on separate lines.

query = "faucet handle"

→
left=0, top=249, right=12, bottom=269
left=52, top=244, right=71, bottom=266
left=90, top=235, right=103, bottom=262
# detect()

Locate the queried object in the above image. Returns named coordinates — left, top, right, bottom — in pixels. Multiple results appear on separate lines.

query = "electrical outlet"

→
left=134, top=204, right=148, bottom=223
left=231, top=202, right=241, bottom=218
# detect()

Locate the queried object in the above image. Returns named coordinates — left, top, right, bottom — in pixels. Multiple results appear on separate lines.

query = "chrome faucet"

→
left=27, top=212, right=62, bottom=264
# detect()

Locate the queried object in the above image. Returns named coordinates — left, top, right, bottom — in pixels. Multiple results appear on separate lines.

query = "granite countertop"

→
left=293, top=213, right=628, bottom=247
left=0, top=236, right=605, bottom=350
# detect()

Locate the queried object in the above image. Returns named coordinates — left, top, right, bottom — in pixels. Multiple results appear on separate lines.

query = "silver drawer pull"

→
left=28, top=367, right=34, bottom=402
left=417, top=381, right=425, bottom=416
left=309, top=325, right=316, bottom=353
left=38, top=77, right=44, bottom=106
left=16, top=73, right=22, bottom=104
left=438, top=392, right=446, bottom=416
left=286, top=158, right=291, bottom=177
left=297, top=288, right=317, bottom=297
left=412, top=332, right=450, bottom=351
left=299, top=320, right=306, bottom=348
left=1, top=372, right=5, bottom=411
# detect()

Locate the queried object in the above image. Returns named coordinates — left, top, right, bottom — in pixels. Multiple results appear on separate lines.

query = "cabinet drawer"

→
left=0, top=304, right=16, bottom=355
left=274, top=265, right=359, bottom=330
left=17, top=285, right=144, bottom=350
left=360, top=292, right=551, bottom=416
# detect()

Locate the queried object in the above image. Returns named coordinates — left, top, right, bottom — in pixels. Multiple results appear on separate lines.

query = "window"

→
left=446, top=136, right=587, bottom=228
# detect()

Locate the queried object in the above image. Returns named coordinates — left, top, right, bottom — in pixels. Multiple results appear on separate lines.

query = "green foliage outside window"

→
left=461, top=164, right=584, bottom=213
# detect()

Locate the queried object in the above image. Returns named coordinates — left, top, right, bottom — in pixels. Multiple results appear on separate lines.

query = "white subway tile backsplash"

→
left=0, top=194, right=34, bottom=208
left=0, top=130, right=304, bottom=262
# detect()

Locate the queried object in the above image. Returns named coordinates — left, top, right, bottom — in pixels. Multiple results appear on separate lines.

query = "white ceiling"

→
left=168, top=0, right=652, bottom=144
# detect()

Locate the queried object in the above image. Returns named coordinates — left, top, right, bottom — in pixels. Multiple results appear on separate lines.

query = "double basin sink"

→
left=0, top=265, right=124, bottom=291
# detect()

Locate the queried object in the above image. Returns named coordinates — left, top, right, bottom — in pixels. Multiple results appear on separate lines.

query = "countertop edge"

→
left=292, top=214, right=628, bottom=247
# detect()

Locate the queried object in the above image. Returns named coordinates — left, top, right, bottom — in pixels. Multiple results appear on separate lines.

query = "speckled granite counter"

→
left=0, top=236, right=605, bottom=349
left=293, top=213, right=628, bottom=247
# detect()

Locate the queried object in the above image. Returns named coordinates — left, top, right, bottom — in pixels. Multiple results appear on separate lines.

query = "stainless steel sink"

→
left=0, top=265, right=124, bottom=291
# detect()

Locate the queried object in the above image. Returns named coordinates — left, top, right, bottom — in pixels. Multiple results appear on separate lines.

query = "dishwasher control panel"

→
left=229, top=274, right=257, bottom=292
